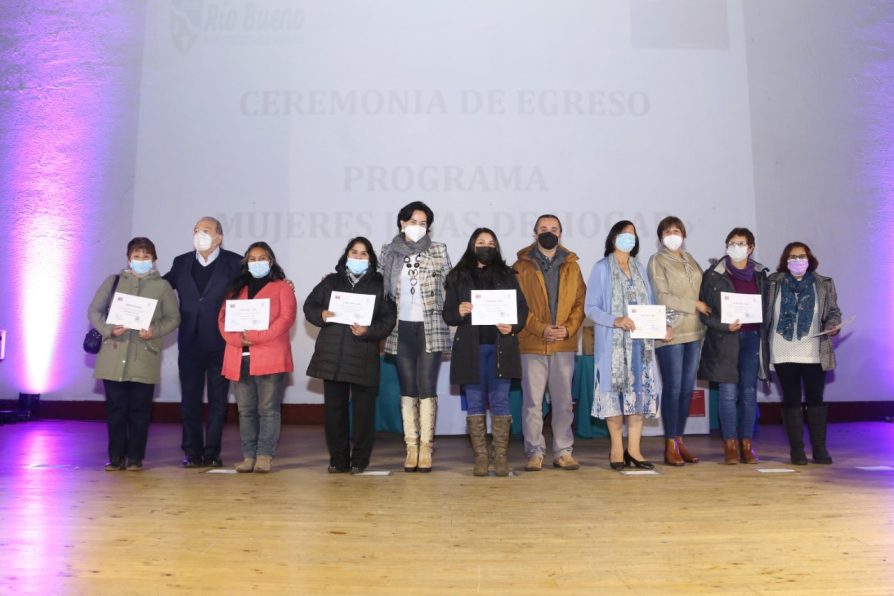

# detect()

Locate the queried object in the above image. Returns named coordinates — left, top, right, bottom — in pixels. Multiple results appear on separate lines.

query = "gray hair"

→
left=198, top=216, right=223, bottom=235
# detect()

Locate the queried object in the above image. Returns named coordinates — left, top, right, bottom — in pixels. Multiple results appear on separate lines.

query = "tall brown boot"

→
left=676, top=436, right=700, bottom=463
left=467, top=415, right=489, bottom=476
left=740, top=438, right=759, bottom=464
left=664, top=439, right=684, bottom=466
left=723, top=438, right=740, bottom=465
left=491, top=415, right=512, bottom=477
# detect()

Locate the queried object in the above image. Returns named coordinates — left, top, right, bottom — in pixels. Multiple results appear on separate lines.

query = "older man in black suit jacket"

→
left=165, top=217, right=243, bottom=467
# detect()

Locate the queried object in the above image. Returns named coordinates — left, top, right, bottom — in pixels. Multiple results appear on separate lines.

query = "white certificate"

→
left=471, top=290, right=518, bottom=326
left=224, top=298, right=270, bottom=332
left=326, top=291, right=376, bottom=326
left=106, top=292, right=158, bottom=330
left=808, top=314, right=856, bottom=338
left=720, top=292, right=763, bottom=324
left=628, top=304, right=667, bottom=339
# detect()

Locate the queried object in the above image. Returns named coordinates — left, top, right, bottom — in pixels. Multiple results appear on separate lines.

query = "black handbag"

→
left=84, top=275, right=120, bottom=354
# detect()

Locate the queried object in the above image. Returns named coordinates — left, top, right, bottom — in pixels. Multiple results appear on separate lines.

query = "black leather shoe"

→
left=624, top=450, right=655, bottom=470
left=350, top=466, right=367, bottom=475
left=327, top=465, right=351, bottom=474
left=126, top=459, right=143, bottom=471
left=203, top=456, right=223, bottom=468
left=183, top=456, right=204, bottom=468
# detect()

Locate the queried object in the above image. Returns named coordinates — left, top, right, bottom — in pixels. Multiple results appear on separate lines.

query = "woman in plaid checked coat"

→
left=379, top=202, right=453, bottom=473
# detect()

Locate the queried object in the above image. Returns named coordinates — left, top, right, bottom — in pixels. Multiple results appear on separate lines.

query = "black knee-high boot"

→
left=806, top=406, right=832, bottom=464
left=781, top=408, right=808, bottom=465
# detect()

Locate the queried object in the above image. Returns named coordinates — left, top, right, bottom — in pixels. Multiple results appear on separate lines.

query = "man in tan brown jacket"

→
left=513, top=215, right=586, bottom=471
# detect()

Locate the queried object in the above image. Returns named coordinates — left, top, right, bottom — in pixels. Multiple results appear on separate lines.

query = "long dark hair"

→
left=226, top=241, right=286, bottom=298
left=446, top=227, right=513, bottom=286
left=604, top=220, right=640, bottom=257
left=335, top=236, right=379, bottom=274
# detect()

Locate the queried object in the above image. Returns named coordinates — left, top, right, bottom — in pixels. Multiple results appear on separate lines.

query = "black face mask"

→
left=474, top=246, right=497, bottom=266
left=537, top=232, right=559, bottom=250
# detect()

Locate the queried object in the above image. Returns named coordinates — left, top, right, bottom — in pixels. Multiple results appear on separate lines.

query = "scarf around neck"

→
left=776, top=271, right=816, bottom=341
left=346, top=269, right=366, bottom=288
left=383, top=232, right=432, bottom=299
left=723, top=255, right=756, bottom=282
left=608, top=255, right=656, bottom=397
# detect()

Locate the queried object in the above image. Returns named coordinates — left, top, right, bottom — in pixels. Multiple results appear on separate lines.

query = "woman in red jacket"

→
left=218, top=242, right=297, bottom=473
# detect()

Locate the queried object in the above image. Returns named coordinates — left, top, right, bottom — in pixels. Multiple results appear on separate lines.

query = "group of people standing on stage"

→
left=87, top=201, right=843, bottom=475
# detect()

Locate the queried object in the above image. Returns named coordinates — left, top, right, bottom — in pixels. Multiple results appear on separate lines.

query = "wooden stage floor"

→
left=1, top=420, right=892, bottom=595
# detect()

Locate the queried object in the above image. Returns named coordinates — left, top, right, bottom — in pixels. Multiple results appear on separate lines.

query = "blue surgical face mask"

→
left=346, top=258, right=369, bottom=275
left=130, top=259, right=153, bottom=276
left=248, top=260, right=271, bottom=278
left=614, top=232, right=637, bottom=253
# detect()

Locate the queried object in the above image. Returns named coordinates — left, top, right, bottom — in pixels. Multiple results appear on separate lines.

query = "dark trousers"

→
left=774, top=362, right=826, bottom=408
left=395, top=320, right=441, bottom=397
left=178, top=344, right=230, bottom=458
left=103, top=380, right=154, bottom=463
left=323, top=380, right=378, bottom=469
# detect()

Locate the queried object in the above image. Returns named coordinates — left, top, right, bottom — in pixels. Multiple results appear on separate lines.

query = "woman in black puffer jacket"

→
left=443, top=227, right=528, bottom=477
left=305, top=237, right=397, bottom=474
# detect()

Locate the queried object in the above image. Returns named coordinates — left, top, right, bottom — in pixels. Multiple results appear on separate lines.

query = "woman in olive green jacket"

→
left=88, top=237, right=180, bottom=471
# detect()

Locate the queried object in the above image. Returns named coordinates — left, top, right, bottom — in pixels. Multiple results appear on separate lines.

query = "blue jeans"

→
left=234, top=357, right=286, bottom=458
left=718, top=330, right=760, bottom=440
left=462, top=344, right=511, bottom=416
left=656, top=340, right=701, bottom=439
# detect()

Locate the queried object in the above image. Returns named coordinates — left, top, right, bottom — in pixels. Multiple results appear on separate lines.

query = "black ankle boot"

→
left=806, top=405, right=833, bottom=464
left=781, top=408, right=808, bottom=465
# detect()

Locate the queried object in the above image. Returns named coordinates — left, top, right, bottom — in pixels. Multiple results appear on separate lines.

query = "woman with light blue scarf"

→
left=585, top=221, right=672, bottom=471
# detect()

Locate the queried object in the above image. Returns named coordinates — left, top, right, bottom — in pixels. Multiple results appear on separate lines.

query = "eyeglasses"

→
left=788, top=255, right=808, bottom=261
left=727, top=241, right=748, bottom=248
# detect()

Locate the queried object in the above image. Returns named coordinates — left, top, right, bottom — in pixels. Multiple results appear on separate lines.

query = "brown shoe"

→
left=552, top=453, right=580, bottom=470
left=254, top=455, right=272, bottom=473
left=723, top=439, right=740, bottom=465
left=676, top=436, right=700, bottom=463
left=234, top=458, right=255, bottom=473
left=740, top=439, right=759, bottom=464
left=524, top=453, right=544, bottom=472
left=664, top=439, right=684, bottom=466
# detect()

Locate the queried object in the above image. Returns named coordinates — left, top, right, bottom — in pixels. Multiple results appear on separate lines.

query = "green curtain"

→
left=375, top=355, right=404, bottom=433
left=571, top=355, right=608, bottom=438
left=375, top=354, right=715, bottom=434
left=375, top=354, right=609, bottom=437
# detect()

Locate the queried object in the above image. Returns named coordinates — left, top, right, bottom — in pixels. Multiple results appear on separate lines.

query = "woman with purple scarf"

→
left=697, top=227, right=769, bottom=465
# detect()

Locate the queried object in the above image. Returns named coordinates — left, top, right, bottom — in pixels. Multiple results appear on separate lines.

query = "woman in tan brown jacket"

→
left=647, top=216, right=709, bottom=466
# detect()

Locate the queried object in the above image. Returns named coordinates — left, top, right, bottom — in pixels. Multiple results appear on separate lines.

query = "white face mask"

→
left=193, top=231, right=213, bottom=252
left=726, top=244, right=749, bottom=262
left=662, top=234, right=683, bottom=252
left=403, top=224, right=427, bottom=243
